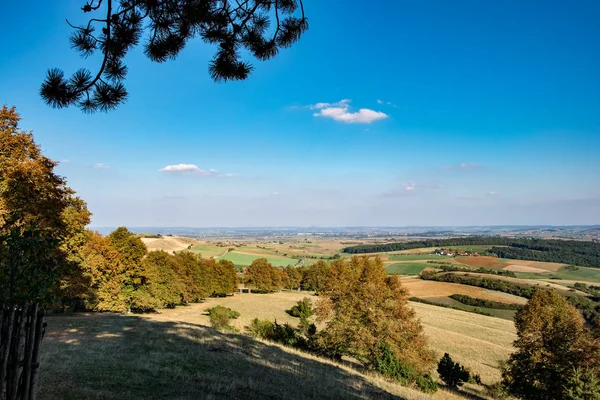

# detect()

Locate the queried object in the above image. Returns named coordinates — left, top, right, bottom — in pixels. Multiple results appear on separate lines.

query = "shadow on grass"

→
left=39, top=313, right=404, bottom=400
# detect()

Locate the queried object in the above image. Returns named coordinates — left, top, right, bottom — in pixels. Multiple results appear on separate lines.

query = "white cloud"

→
left=486, top=191, right=499, bottom=196
left=92, top=163, right=109, bottom=169
left=159, top=164, right=209, bottom=175
left=209, top=168, right=219, bottom=173
left=218, top=173, right=239, bottom=178
left=310, top=99, right=388, bottom=124
left=309, top=99, right=351, bottom=110
left=404, top=183, right=416, bottom=191
left=60, top=159, right=70, bottom=164
left=377, top=99, right=383, bottom=104
left=441, top=162, right=480, bottom=171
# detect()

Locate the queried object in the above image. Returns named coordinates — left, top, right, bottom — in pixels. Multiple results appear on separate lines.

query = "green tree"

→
left=503, top=290, right=600, bottom=400
left=245, top=258, right=281, bottom=292
left=301, top=260, right=329, bottom=292
left=565, top=368, right=600, bottom=400
left=0, top=105, right=90, bottom=398
left=41, top=0, right=308, bottom=112
left=282, top=266, right=302, bottom=289
left=315, top=256, right=435, bottom=373
left=437, top=353, right=470, bottom=388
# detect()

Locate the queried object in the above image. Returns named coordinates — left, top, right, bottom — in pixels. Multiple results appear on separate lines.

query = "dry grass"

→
left=141, top=236, right=200, bottom=253
left=457, top=257, right=507, bottom=270
left=411, top=302, right=516, bottom=383
left=38, top=290, right=515, bottom=399
left=449, top=272, right=590, bottom=297
left=503, top=264, right=549, bottom=273
left=39, top=310, right=471, bottom=400
left=401, top=279, right=527, bottom=305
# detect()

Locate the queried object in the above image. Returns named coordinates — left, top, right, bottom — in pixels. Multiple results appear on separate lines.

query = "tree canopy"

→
left=40, top=0, right=308, bottom=113
left=0, top=105, right=91, bottom=304
left=502, top=290, right=600, bottom=400
left=315, top=256, right=435, bottom=374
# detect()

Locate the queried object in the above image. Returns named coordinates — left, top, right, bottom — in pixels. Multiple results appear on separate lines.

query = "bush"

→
left=486, top=382, right=509, bottom=400
left=374, top=342, right=437, bottom=393
left=287, top=297, right=314, bottom=319
left=206, top=305, right=240, bottom=331
left=247, top=318, right=275, bottom=338
left=416, top=375, right=439, bottom=394
left=246, top=318, right=309, bottom=350
left=437, top=353, right=470, bottom=388
left=564, top=367, right=600, bottom=400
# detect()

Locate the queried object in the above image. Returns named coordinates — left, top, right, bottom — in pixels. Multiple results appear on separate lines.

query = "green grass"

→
left=420, top=296, right=516, bottom=321
left=387, top=254, right=443, bottom=261
left=385, top=262, right=431, bottom=275
left=513, top=266, right=600, bottom=284
left=189, top=244, right=229, bottom=258
left=218, top=252, right=299, bottom=268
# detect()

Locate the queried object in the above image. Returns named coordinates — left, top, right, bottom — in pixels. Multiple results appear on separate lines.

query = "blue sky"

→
left=1, top=0, right=599, bottom=227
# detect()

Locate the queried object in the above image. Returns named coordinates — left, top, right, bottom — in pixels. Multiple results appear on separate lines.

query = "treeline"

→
left=244, top=259, right=330, bottom=293
left=58, top=227, right=238, bottom=312
left=408, top=297, right=493, bottom=317
left=490, top=245, right=600, bottom=268
left=449, top=294, right=523, bottom=310
left=436, top=264, right=516, bottom=278
left=421, top=271, right=600, bottom=328
left=343, top=237, right=600, bottom=268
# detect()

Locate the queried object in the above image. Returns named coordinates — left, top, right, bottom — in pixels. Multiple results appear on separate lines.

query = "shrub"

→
left=374, top=342, right=437, bottom=393
left=206, top=305, right=240, bottom=331
left=437, top=353, right=470, bottom=388
left=246, top=319, right=309, bottom=350
left=247, top=318, right=275, bottom=338
left=287, top=297, right=314, bottom=319
left=486, top=382, right=509, bottom=400
left=416, top=375, right=438, bottom=394
left=565, top=367, right=600, bottom=400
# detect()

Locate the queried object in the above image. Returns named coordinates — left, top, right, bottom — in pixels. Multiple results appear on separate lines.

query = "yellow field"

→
left=401, top=278, right=527, bottom=304
left=146, top=290, right=516, bottom=386
left=141, top=236, right=201, bottom=253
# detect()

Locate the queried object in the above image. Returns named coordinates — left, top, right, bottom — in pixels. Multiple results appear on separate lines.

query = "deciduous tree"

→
left=315, top=256, right=435, bottom=374
left=502, top=290, right=600, bottom=400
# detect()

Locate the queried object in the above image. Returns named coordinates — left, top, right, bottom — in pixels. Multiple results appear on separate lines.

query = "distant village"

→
left=433, top=248, right=479, bottom=257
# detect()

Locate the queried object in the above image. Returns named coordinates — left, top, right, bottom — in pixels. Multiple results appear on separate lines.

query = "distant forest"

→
left=342, top=237, right=600, bottom=268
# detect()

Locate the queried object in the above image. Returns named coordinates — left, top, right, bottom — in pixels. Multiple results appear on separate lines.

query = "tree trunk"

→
left=0, top=304, right=46, bottom=400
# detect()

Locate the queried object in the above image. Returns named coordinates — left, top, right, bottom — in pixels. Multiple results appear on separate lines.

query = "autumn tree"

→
left=76, top=231, right=129, bottom=311
left=41, top=0, right=308, bottom=112
left=0, top=105, right=90, bottom=399
left=107, top=227, right=147, bottom=309
left=502, top=289, right=600, bottom=400
left=283, top=266, right=302, bottom=289
left=315, top=256, right=435, bottom=374
left=245, top=258, right=281, bottom=292
left=301, top=260, right=329, bottom=292
left=135, top=250, right=186, bottom=310
left=203, top=258, right=238, bottom=296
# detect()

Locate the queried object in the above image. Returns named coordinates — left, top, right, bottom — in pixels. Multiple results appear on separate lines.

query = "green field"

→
left=189, top=243, right=229, bottom=258
left=218, top=251, right=299, bottom=268
left=385, top=262, right=431, bottom=275
left=514, top=265, right=600, bottom=284
left=387, top=254, right=442, bottom=261
left=419, top=296, right=517, bottom=321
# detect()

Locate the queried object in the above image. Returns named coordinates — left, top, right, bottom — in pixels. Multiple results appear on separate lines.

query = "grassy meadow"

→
left=385, top=262, right=432, bottom=275
left=39, top=291, right=515, bottom=400
left=218, top=251, right=299, bottom=268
